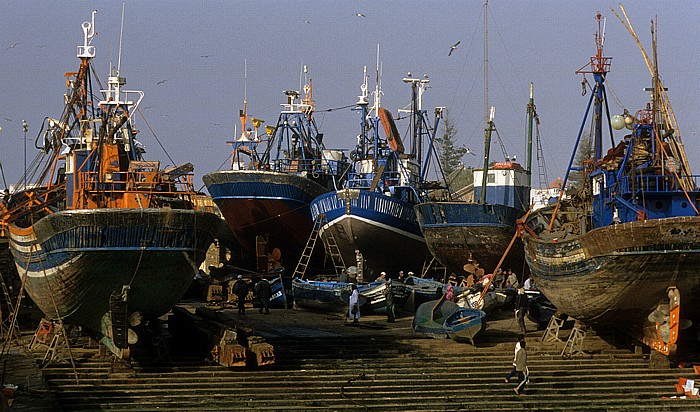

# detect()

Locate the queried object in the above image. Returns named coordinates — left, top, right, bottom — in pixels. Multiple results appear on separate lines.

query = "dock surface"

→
left=7, top=305, right=700, bottom=410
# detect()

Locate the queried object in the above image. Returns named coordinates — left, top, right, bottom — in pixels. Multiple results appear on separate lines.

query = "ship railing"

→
left=273, top=158, right=348, bottom=177
left=611, top=174, right=699, bottom=197
left=79, top=171, right=195, bottom=195
left=351, top=190, right=416, bottom=220
left=346, top=170, right=404, bottom=190
left=311, top=189, right=416, bottom=221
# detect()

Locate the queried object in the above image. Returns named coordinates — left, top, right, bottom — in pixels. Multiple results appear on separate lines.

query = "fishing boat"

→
left=310, top=63, right=446, bottom=278
left=415, top=156, right=530, bottom=277
left=357, top=281, right=389, bottom=313
left=0, top=13, right=221, bottom=358
left=415, top=1, right=538, bottom=279
left=443, top=307, right=486, bottom=345
left=203, top=67, right=350, bottom=272
left=291, top=277, right=383, bottom=313
left=525, top=290, right=556, bottom=330
left=267, top=276, right=290, bottom=309
left=412, top=297, right=458, bottom=336
left=521, top=13, right=700, bottom=355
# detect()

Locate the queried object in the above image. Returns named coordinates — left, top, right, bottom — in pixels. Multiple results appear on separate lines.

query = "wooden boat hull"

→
left=415, top=202, right=526, bottom=275
left=444, top=307, right=486, bottom=343
left=8, top=208, right=221, bottom=333
left=311, top=190, right=428, bottom=277
left=523, top=211, right=700, bottom=339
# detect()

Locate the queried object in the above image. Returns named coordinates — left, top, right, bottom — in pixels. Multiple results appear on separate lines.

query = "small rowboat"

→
left=443, top=307, right=486, bottom=345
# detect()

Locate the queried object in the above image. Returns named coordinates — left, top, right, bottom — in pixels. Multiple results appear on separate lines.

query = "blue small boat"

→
left=268, top=276, right=290, bottom=309
left=357, top=281, right=389, bottom=313
left=291, top=278, right=366, bottom=313
left=443, top=307, right=486, bottom=345
left=402, top=276, right=465, bottom=312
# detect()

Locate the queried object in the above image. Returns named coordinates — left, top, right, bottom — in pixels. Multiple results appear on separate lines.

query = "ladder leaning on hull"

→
left=293, top=213, right=345, bottom=279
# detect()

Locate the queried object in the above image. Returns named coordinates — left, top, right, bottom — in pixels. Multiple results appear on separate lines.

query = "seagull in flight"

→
left=304, top=20, right=311, bottom=24
left=6, top=42, right=19, bottom=50
left=200, top=54, right=210, bottom=58
left=156, top=80, right=167, bottom=85
left=448, top=41, right=461, bottom=56
left=354, top=13, right=366, bottom=17
left=465, top=146, right=476, bottom=156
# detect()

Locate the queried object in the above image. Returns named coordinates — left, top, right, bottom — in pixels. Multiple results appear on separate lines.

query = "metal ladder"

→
left=293, top=214, right=345, bottom=279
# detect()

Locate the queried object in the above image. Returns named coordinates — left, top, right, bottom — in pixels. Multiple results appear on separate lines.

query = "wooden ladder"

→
left=293, top=214, right=345, bottom=279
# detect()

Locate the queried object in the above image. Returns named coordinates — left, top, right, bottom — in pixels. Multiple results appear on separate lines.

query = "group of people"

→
left=231, top=275, right=273, bottom=315
left=348, top=270, right=410, bottom=325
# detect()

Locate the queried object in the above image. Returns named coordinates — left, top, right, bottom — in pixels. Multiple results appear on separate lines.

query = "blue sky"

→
left=1, top=1, right=699, bottom=191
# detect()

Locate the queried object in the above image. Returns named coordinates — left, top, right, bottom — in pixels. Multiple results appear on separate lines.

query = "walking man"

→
left=232, top=275, right=248, bottom=315
left=514, top=337, right=528, bottom=395
left=505, top=335, right=524, bottom=383
left=254, top=277, right=272, bottom=314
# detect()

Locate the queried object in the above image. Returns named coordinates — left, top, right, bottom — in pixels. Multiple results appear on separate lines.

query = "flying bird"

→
left=200, top=54, right=210, bottom=58
left=156, top=80, right=167, bottom=85
left=6, top=42, right=19, bottom=50
left=448, top=41, right=461, bottom=56
left=354, top=13, right=366, bottom=17
left=304, top=20, right=311, bottom=24
left=465, top=146, right=476, bottom=156
left=3, top=118, right=12, bottom=122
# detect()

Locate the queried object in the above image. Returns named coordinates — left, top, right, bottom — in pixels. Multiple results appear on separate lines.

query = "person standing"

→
left=506, top=269, right=519, bottom=289
left=384, top=279, right=395, bottom=323
left=254, top=277, right=272, bottom=314
left=514, top=338, right=528, bottom=395
left=397, top=270, right=406, bottom=282
left=348, top=284, right=360, bottom=324
left=232, top=275, right=249, bottom=315
left=515, top=288, right=529, bottom=335
left=523, top=276, right=537, bottom=291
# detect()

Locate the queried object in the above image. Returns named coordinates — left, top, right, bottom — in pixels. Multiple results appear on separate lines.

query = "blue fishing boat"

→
left=415, top=2, right=534, bottom=278
left=525, top=290, right=556, bottom=330
left=268, top=276, right=290, bottom=309
left=357, top=281, right=389, bottom=313
left=0, top=13, right=221, bottom=358
left=204, top=68, right=349, bottom=271
left=310, top=63, right=446, bottom=279
left=443, top=307, right=486, bottom=345
left=415, top=102, right=534, bottom=277
left=521, top=13, right=700, bottom=356
left=291, top=278, right=366, bottom=313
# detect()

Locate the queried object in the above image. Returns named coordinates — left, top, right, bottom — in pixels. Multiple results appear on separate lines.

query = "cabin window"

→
left=66, top=154, right=74, bottom=174
left=487, top=172, right=495, bottom=184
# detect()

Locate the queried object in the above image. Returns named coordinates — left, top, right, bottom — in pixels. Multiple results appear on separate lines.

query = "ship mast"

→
left=484, top=0, right=489, bottom=124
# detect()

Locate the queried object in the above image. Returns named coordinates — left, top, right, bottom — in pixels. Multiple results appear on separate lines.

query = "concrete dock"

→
left=0, top=304, right=689, bottom=411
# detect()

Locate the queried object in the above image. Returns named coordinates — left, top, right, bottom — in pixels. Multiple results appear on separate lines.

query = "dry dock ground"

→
left=3, top=304, right=700, bottom=411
